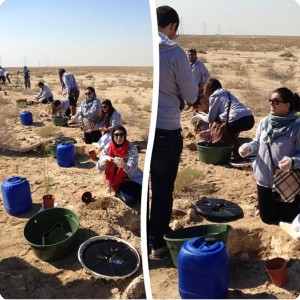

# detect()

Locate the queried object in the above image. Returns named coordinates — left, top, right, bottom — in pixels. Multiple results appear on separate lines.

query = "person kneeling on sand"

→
left=35, top=82, right=54, bottom=104
left=52, top=99, right=71, bottom=117
left=96, top=125, right=143, bottom=204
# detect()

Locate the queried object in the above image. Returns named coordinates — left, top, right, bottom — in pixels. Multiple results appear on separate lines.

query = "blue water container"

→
left=178, top=237, right=229, bottom=299
left=1, top=176, right=33, bottom=215
left=20, top=111, right=33, bottom=125
left=56, top=143, right=75, bottom=167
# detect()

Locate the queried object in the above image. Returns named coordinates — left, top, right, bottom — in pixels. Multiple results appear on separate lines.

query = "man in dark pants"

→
left=23, top=66, right=31, bottom=89
left=148, top=6, right=199, bottom=257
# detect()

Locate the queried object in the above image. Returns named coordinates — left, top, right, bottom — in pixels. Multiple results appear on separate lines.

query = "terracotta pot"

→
left=77, top=190, right=92, bottom=203
left=88, top=149, right=98, bottom=161
left=43, top=194, right=55, bottom=209
left=265, top=257, right=288, bottom=287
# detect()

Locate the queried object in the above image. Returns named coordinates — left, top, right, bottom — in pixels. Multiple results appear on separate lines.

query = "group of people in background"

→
left=148, top=5, right=300, bottom=259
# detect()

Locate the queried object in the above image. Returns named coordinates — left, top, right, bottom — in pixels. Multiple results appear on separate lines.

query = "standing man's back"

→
left=148, top=5, right=199, bottom=257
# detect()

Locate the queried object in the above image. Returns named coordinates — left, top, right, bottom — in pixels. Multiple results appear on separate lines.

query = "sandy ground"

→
left=148, top=35, right=300, bottom=299
left=0, top=66, right=151, bottom=299
left=1, top=35, right=300, bottom=300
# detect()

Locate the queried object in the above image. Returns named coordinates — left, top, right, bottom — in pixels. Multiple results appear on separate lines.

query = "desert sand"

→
left=1, top=35, right=300, bottom=300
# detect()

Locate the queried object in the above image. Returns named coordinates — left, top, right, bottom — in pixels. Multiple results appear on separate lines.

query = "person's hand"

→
left=102, top=155, right=112, bottom=162
left=113, top=157, right=125, bottom=168
left=197, top=129, right=210, bottom=139
left=70, top=116, right=78, bottom=123
left=278, top=156, right=293, bottom=172
left=239, top=144, right=251, bottom=158
left=191, top=112, right=207, bottom=124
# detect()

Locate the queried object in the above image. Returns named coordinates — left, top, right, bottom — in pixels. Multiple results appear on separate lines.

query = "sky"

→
left=0, top=0, right=153, bottom=67
left=155, top=0, right=300, bottom=36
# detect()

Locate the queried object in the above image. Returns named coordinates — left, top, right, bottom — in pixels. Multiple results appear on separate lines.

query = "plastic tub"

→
left=52, top=116, right=69, bottom=126
left=164, top=224, right=232, bottom=267
left=197, top=142, right=233, bottom=165
left=23, top=207, right=80, bottom=261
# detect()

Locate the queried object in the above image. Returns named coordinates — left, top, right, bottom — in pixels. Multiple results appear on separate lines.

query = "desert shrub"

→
left=85, top=75, right=94, bottom=79
left=143, top=104, right=151, bottom=112
left=0, top=105, right=20, bottom=119
left=36, top=125, right=59, bottom=138
left=122, top=96, right=139, bottom=108
left=264, top=64, right=296, bottom=85
left=279, top=51, right=295, bottom=59
left=174, top=167, right=205, bottom=196
left=199, top=56, right=207, bottom=63
left=0, top=97, right=11, bottom=106
left=136, top=80, right=153, bottom=89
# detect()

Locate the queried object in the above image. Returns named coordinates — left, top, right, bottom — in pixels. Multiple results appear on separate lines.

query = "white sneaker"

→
left=151, top=246, right=168, bottom=258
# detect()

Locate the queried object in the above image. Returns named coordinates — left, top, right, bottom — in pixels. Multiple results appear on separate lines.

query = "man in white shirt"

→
left=35, top=82, right=54, bottom=104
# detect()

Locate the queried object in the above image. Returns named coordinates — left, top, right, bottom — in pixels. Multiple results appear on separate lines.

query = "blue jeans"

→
left=149, top=128, right=183, bottom=249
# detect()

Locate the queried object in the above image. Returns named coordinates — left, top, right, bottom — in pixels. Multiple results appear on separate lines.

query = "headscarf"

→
left=104, top=125, right=129, bottom=192
left=263, top=110, right=298, bottom=143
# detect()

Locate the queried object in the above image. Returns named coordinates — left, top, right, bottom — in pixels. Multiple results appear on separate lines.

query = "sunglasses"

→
left=114, top=132, right=125, bottom=138
left=85, top=92, right=92, bottom=95
left=269, top=98, right=284, bottom=105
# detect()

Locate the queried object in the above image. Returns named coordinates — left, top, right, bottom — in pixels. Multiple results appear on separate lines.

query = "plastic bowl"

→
left=197, top=142, right=233, bottom=165
left=164, top=224, right=232, bottom=267
left=23, top=207, right=80, bottom=261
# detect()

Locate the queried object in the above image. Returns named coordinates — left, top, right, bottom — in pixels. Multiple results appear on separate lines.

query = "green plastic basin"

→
left=164, top=224, right=232, bottom=267
left=52, top=116, right=69, bottom=126
left=197, top=142, right=233, bottom=165
left=23, top=207, right=80, bottom=261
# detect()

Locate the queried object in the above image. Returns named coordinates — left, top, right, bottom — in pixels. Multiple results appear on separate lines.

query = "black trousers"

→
left=257, top=184, right=300, bottom=224
left=84, top=130, right=101, bottom=144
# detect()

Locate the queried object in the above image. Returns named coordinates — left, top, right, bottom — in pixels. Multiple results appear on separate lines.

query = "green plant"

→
left=174, top=167, right=205, bottom=196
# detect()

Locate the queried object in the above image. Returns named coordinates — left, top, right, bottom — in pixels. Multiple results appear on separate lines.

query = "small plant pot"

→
left=265, top=257, right=288, bottom=287
left=88, top=149, right=98, bottom=161
left=43, top=194, right=55, bottom=209
left=77, top=190, right=92, bottom=203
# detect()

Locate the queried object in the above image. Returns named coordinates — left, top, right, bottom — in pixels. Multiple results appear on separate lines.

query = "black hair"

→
left=99, top=99, right=115, bottom=127
left=85, top=86, right=96, bottom=95
left=157, top=5, right=179, bottom=30
left=53, top=100, right=61, bottom=107
left=111, top=125, right=127, bottom=148
left=203, top=78, right=223, bottom=100
left=188, top=49, right=197, bottom=55
left=273, top=87, right=300, bottom=112
left=38, top=81, right=44, bottom=87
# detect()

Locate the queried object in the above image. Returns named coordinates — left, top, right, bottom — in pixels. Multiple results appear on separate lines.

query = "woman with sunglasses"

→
left=94, top=99, right=122, bottom=149
left=239, top=87, right=300, bottom=224
left=71, top=86, right=102, bottom=144
left=96, top=125, right=142, bottom=204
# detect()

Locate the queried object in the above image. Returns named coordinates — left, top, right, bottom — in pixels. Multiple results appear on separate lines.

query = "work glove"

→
left=113, top=157, right=125, bottom=168
left=238, top=144, right=251, bottom=158
left=70, top=116, right=78, bottom=123
left=191, top=112, right=207, bottom=124
left=102, top=155, right=112, bottom=162
left=278, top=156, right=293, bottom=172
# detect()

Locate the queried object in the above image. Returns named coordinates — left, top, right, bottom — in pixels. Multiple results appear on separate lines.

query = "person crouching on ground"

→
left=35, top=82, right=54, bottom=104
left=239, top=87, right=300, bottom=224
left=70, top=86, right=102, bottom=144
left=52, top=99, right=71, bottom=117
left=96, top=125, right=143, bottom=204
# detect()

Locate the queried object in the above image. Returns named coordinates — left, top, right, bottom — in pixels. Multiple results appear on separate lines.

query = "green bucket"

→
left=164, top=224, right=232, bottom=267
left=52, top=116, right=69, bottom=126
left=23, top=208, right=80, bottom=261
left=197, top=142, right=233, bottom=165
left=46, top=143, right=57, bottom=158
